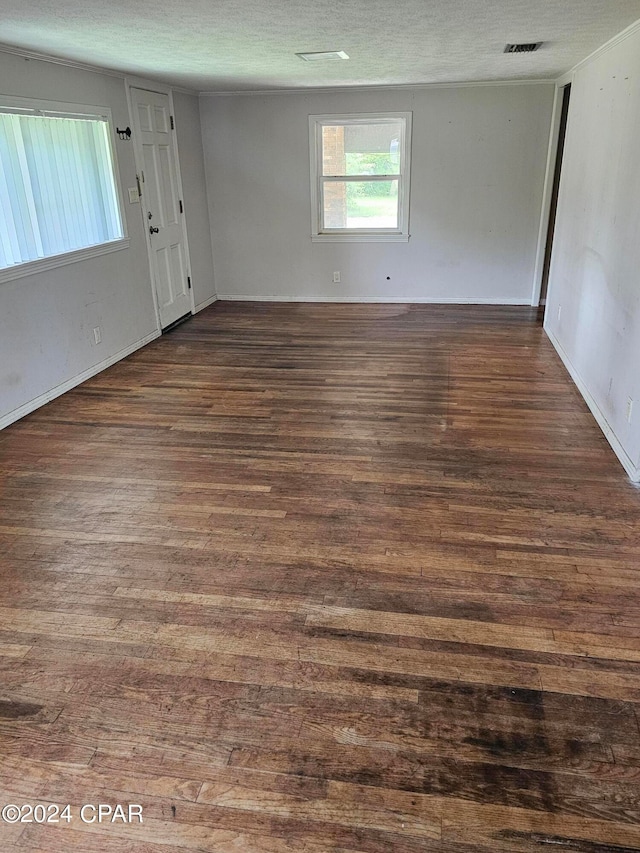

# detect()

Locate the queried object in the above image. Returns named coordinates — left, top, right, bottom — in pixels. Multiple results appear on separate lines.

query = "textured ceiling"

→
left=2, top=0, right=640, bottom=92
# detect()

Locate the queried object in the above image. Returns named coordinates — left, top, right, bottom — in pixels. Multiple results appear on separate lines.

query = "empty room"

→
left=1, top=0, right=640, bottom=850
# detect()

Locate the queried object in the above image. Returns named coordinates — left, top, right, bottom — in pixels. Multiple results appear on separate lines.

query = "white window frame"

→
left=309, top=112, right=412, bottom=243
left=0, top=95, right=129, bottom=285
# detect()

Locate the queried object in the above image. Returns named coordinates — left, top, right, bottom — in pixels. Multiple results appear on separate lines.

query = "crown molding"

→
left=168, top=85, right=197, bottom=95
left=0, top=42, right=125, bottom=79
left=0, top=42, right=196, bottom=95
left=567, top=16, right=640, bottom=76
left=555, top=70, right=574, bottom=87
left=198, top=78, right=555, bottom=97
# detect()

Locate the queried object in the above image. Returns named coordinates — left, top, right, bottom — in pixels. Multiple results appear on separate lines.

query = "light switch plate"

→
left=128, top=187, right=139, bottom=203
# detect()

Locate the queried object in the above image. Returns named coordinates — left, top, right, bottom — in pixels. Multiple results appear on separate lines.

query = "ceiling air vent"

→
left=296, top=50, right=349, bottom=61
left=504, top=43, right=542, bottom=53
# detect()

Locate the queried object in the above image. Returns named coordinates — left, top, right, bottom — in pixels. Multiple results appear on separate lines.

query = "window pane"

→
left=323, top=180, right=399, bottom=229
left=0, top=111, right=123, bottom=270
left=322, top=122, right=402, bottom=176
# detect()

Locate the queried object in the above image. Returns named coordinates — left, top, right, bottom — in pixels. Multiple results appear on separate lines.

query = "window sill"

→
left=312, top=233, right=410, bottom=243
left=0, top=238, right=130, bottom=285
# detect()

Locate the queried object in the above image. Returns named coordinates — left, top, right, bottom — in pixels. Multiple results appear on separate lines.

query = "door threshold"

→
left=162, top=313, right=192, bottom=334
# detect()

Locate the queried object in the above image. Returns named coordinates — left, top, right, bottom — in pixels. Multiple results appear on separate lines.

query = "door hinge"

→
left=170, top=115, right=175, bottom=130
left=179, top=200, right=183, bottom=214
left=187, top=276, right=191, bottom=290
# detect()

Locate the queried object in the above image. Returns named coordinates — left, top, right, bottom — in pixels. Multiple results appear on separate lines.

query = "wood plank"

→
left=1, top=302, right=640, bottom=852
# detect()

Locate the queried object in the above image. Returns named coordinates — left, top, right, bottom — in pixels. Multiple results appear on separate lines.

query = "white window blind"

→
left=0, top=108, right=124, bottom=270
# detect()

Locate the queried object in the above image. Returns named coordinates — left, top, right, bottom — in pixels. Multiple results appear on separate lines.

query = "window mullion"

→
left=321, top=174, right=402, bottom=182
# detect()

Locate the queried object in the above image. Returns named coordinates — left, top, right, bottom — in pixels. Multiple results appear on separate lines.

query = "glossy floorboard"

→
left=1, top=302, right=640, bottom=852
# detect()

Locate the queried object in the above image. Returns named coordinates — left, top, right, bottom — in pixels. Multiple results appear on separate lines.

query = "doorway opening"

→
left=539, top=84, right=571, bottom=308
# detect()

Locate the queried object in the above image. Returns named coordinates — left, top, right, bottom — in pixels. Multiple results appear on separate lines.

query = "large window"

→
left=0, top=98, right=125, bottom=279
left=309, top=112, right=412, bottom=242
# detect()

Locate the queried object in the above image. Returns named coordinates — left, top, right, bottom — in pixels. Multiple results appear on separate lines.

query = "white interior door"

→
left=131, top=87, right=192, bottom=329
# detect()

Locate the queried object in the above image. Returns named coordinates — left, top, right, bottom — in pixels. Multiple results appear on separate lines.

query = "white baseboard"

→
left=216, top=294, right=532, bottom=305
left=0, top=330, right=161, bottom=431
left=545, top=326, right=640, bottom=483
left=194, top=293, right=218, bottom=312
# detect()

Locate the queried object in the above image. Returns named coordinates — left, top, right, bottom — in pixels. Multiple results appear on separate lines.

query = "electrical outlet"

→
left=333, top=271, right=341, bottom=283
left=93, top=326, right=102, bottom=345
left=626, top=398, right=633, bottom=424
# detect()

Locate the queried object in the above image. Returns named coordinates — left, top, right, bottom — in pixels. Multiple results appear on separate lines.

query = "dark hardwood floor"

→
left=1, top=302, right=640, bottom=852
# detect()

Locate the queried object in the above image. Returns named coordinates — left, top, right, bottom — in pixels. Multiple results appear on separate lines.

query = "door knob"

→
left=149, top=226, right=159, bottom=234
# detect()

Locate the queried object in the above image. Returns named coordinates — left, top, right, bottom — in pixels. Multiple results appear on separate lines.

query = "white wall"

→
left=544, top=25, right=640, bottom=482
left=173, top=90, right=216, bottom=308
left=0, top=52, right=211, bottom=428
left=200, top=84, right=554, bottom=303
